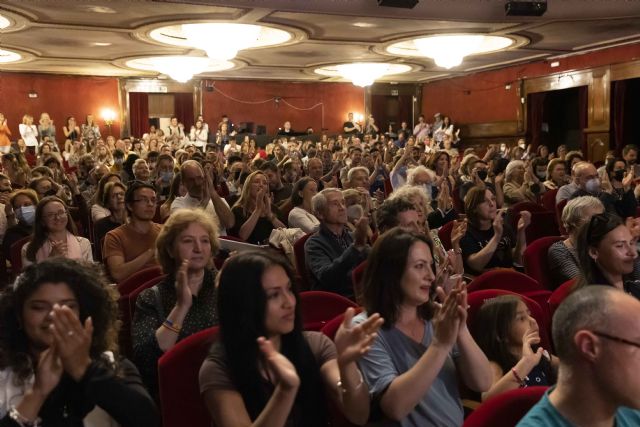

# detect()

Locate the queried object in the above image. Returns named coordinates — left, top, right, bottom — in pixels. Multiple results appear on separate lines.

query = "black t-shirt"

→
left=343, top=121, right=358, bottom=134
left=460, top=222, right=516, bottom=275
left=229, top=205, right=279, bottom=245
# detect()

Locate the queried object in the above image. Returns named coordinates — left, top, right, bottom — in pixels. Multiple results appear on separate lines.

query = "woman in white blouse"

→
left=288, top=177, right=320, bottom=233
left=19, top=115, right=39, bottom=151
left=189, top=119, right=209, bottom=149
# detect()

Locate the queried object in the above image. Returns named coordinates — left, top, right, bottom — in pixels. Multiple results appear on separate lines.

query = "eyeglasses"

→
left=132, top=197, right=157, bottom=205
left=111, top=192, right=125, bottom=199
left=591, top=331, right=640, bottom=350
left=44, top=210, right=67, bottom=220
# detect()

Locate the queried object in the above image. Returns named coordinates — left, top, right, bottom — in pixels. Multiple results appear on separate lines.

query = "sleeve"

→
left=131, top=288, right=165, bottom=391
left=305, top=332, right=337, bottom=367
left=459, top=232, right=479, bottom=261
left=21, top=243, right=32, bottom=268
left=102, top=229, right=124, bottom=262
left=227, top=206, right=246, bottom=238
left=356, top=332, right=398, bottom=398
left=199, top=345, right=236, bottom=394
left=547, top=244, right=578, bottom=288
left=304, top=236, right=368, bottom=295
left=80, top=238, right=93, bottom=262
left=288, top=209, right=318, bottom=234
left=613, top=189, right=637, bottom=219
left=77, top=358, right=159, bottom=427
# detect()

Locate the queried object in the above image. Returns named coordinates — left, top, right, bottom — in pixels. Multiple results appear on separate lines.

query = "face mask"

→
left=585, top=178, right=601, bottom=194
left=476, top=170, right=488, bottom=181
left=518, top=142, right=526, bottom=150
left=161, top=171, right=174, bottom=183
left=346, top=204, right=363, bottom=222
left=17, top=205, right=36, bottom=225
left=614, top=170, right=625, bottom=182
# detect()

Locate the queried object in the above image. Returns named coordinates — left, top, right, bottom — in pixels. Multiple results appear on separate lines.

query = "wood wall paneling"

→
left=610, top=59, right=640, bottom=82
left=148, top=94, right=175, bottom=117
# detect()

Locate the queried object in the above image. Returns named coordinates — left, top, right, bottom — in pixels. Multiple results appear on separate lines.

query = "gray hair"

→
left=505, top=160, right=525, bottom=180
left=347, top=166, right=369, bottom=184
left=552, top=286, right=612, bottom=362
left=133, top=158, right=147, bottom=168
left=406, top=165, right=435, bottom=186
left=388, top=185, right=431, bottom=214
left=311, top=188, right=341, bottom=216
left=561, top=196, right=604, bottom=234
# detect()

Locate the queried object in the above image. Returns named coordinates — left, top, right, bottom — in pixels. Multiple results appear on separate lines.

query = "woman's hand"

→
left=49, top=240, right=68, bottom=257
left=175, top=259, right=192, bottom=310
left=334, top=308, right=383, bottom=366
left=257, top=337, right=300, bottom=391
left=255, top=188, right=265, bottom=215
left=521, top=327, right=543, bottom=369
left=432, top=286, right=464, bottom=349
left=49, top=304, right=93, bottom=381
left=493, top=209, right=505, bottom=238
left=517, top=211, right=531, bottom=233
left=450, top=219, right=467, bottom=249
left=32, top=343, right=63, bottom=397
left=623, top=168, right=635, bottom=190
left=263, top=192, right=273, bottom=218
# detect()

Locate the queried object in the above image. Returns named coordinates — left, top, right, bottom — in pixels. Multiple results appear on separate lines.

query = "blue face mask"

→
left=161, top=171, right=173, bottom=183
left=17, top=205, right=36, bottom=226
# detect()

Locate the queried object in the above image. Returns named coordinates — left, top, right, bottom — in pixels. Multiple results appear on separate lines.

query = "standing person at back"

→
left=103, top=181, right=161, bottom=282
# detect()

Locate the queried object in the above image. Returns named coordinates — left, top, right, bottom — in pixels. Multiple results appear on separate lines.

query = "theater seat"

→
left=523, top=236, right=564, bottom=290
left=556, top=198, right=568, bottom=235
left=158, top=326, right=219, bottom=427
left=467, top=269, right=545, bottom=294
left=293, top=232, right=314, bottom=291
left=438, top=220, right=454, bottom=251
left=351, top=260, right=367, bottom=305
left=320, top=307, right=364, bottom=340
left=299, top=291, right=358, bottom=331
left=10, top=236, right=30, bottom=276
left=541, top=188, right=558, bottom=212
left=462, top=386, right=548, bottom=427
left=548, top=278, right=577, bottom=317
left=116, top=265, right=164, bottom=295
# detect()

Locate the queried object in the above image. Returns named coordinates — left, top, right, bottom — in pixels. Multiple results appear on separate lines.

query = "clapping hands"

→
left=334, top=308, right=383, bottom=367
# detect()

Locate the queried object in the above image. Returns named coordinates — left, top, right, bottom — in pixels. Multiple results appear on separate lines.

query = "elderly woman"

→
left=132, top=208, right=220, bottom=395
left=287, top=177, right=320, bottom=233
left=543, top=158, right=568, bottom=190
left=502, top=160, right=543, bottom=207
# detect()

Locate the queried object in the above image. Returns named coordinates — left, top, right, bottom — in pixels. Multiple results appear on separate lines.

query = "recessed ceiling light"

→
left=125, top=56, right=235, bottom=82
left=315, top=63, right=412, bottom=87
left=77, top=5, right=116, bottom=14
left=353, top=22, right=376, bottom=28
left=92, top=42, right=112, bottom=47
left=0, top=14, right=10, bottom=30
left=0, top=48, right=22, bottom=63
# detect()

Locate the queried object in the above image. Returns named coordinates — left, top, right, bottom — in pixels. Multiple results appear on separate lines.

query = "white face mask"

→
left=585, top=178, right=601, bottom=194
left=17, top=205, right=36, bottom=225
left=346, top=204, right=363, bottom=222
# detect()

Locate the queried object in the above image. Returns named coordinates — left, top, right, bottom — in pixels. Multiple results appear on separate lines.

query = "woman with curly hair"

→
left=0, top=258, right=158, bottom=426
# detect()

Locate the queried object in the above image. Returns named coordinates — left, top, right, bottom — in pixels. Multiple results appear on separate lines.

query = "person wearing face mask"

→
left=153, top=153, right=175, bottom=203
left=3, top=190, right=38, bottom=263
left=568, top=161, right=637, bottom=220
left=606, top=158, right=632, bottom=199
left=110, top=149, right=125, bottom=176
left=531, top=156, right=549, bottom=182
left=503, top=160, right=544, bottom=207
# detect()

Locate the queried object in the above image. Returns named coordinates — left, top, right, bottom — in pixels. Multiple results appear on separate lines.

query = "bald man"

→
left=518, top=286, right=640, bottom=426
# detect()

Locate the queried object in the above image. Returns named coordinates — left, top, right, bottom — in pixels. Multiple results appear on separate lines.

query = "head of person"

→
left=623, top=144, right=638, bottom=166
left=290, top=177, right=317, bottom=208
left=306, top=157, right=323, bottom=181
left=605, top=157, right=627, bottom=183
left=349, top=147, right=363, bottom=166
left=39, top=112, right=51, bottom=125
left=94, top=173, right=122, bottom=207
left=557, top=145, right=567, bottom=158
left=155, top=153, right=174, bottom=178
left=179, top=160, right=206, bottom=198
left=22, top=114, right=33, bottom=125
left=112, top=149, right=125, bottom=167
left=388, top=185, right=430, bottom=228
left=235, top=171, right=269, bottom=211
left=552, top=286, right=640, bottom=408
left=537, top=145, right=550, bottom=159
left=573, top=162, right=599, bottom=193
left=132, top=159, right=150, bottom=182
left=460, top=154, right=480, bottom=178
left=30, top=166, right=53, bottom=181
left=505, top=160, right=526, bottom=184
left=546, top=158, right=566, bottom=184
left=561, top=196, right=604, bottom=238
left=472, top=295, right=540, bottom=374
left=577, top=212, right=637, bottom=287
left=346, top=166, right=369, bottom=190
left=258, top=161, right=282, bottom=191
left=29, top=177, right=56, bottom=200
left=312, top=188, right=346, bottom=227
left=362, top=228, right=436, bottom=327
left=0, top=259, right=119, bottom=384
left=10, top=189, right=38, bottom=226
left=26, top=196, right=77, bottom=262
left=428, top=150, right=451, bottom=174
left=376, top=198, right=421, bottom=234
left=124, top=181, right=156, bottom=220
left=465, top=187, right=497, bottom=226
left=216, top=250, right=326, bottom=421
left=102, top=181, right=127, bottom=213
left=0, top=173, right=11, bottom=194
left=156, top=209, right=219, bottom=276
left=565, top=151, right=584, bottom=172
left=170, top=116, right=178, bottom=126
left=471, top=159, right=489, bottom=182
left=531, top=157, right=549, bottom=181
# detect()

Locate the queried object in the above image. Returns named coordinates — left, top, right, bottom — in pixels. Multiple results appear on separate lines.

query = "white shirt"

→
left=19, top=124, right=39, bottom=147
left=170, top=193, right=229, bottom=235
left=288, top=206, right=320, bottom=233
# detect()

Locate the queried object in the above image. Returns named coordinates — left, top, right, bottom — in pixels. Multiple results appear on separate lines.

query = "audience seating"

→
left=299, top=291, right=358, bottom=331
left=541, top=188, right=558, bottom=212
left=116, top=265, right=164, bottom=295
left=522, top=211, right=560, bottom=244
left=351, top=260, right=367, bottom=305
left=9, top=236, right=30, bottom=278
left=523, top=236, right=564, bottom=290
left=467, top=289, right=551, bottom=350
left=158, top=326, right=219, bottom=427
left=293, top=232, right=314, bottom=291
left=437, top=220, right=454, bottom=251
left=467, top=269, right=545, bottom=295
left=555, top=198, right=568, bottom=235
left=462, top=386, right=548, bottom=427
left=320, top=307, right=364, bottom=340
left=549, top=278, right=577, bottom=317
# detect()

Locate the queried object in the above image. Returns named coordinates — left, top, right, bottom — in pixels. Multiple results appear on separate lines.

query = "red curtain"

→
left=612, top=80, right=626, bottom=154
left=129, top=92, right=149, bottom=138
left=526, top=92, right=546, bottom=150
left=577, top=86, right=589, bottom=155
left=174, top=93, right=194, bottom=131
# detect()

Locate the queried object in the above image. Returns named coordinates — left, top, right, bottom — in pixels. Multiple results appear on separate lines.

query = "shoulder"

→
left=303, top=331, right=337, bottom=364
left=548, top=242, right=568, bottom=255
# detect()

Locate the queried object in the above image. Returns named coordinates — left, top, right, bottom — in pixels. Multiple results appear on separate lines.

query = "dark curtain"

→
left=612, top=80, right=626, bottom=154
left=174, top=92, right=194, bottom=131
left=527, top=92, right=546, bottom=150
left=577, top=86, right=588, bottom=155
left=129, top=92, right=149, bottom=138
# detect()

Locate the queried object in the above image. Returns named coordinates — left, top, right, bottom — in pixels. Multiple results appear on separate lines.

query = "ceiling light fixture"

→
left=92, top=42, right=112, bottom=47
left=386, top=34, right=518, bottom=69
left=0, top=48, right=22, bottom=63
left=124, top=56, right=235, bottom=82
left=0, top=15, right=10, bottom=30
left=315, top=63, right=412, bottom=87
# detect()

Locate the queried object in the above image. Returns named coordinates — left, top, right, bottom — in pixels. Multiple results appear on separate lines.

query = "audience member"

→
left=93, top=181, right=127, bottom=261
left=287, top=177, right=320, bottom=233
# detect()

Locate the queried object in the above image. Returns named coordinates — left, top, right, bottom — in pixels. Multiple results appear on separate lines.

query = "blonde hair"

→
left=155, top=209, right=220, bottom=275
left=22, top=114, right=33, bottom=125
left=562, top=196, right=604, bottom=234
left=233, top=170, right=266, bottom=215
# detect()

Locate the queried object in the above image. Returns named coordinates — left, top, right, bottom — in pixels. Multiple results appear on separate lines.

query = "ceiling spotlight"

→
left=315, top=63, right=411, bottom=87
left=0, top=48, right=22, bottom=63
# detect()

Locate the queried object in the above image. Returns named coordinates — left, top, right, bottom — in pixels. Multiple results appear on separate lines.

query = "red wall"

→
left=0, top=73, right=121, bottom=141
left=202, top=80, right=364, bottom=134
left=421, top=42, right=640, bottom=124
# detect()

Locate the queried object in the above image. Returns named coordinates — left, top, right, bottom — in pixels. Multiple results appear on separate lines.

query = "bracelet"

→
left=337, top=370, right=364, bottom=394
left=453, top=247, right=462, bottom=255
left=162, top=319, right=181, bottom=334
left=9, top=406, right=42, bottom=427
left=511, top=368, right=528, bottom=388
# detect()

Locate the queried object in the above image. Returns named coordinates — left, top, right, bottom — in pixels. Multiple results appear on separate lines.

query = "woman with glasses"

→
left=575, top=211, right=640, bottom=298
left=21, top=196, right=92, bottom=268
left=93, top=182, right=127, bottom=261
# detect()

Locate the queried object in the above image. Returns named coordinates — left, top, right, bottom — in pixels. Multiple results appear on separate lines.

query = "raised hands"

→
left=175, top=259, right=192, bottom=310
left=49, top=239, right=68, bottom=257
left=334, top=308, right=383, bottom=366
left=49, top=304, right=93, bottom=381
left=517, top=210, right=531, bottom=232
left=622, top=167, right=635, bottom=189
left=33, top=342, right=63, bottom=397
left=493, top=209, right=505, bottom=238
left=432, top=280, right=468, bottom=349
left=257, top=337, right=300, bottom=391
left=521, top=326, right=544, bottom=368
left=450, top=219, right=467, bottom=249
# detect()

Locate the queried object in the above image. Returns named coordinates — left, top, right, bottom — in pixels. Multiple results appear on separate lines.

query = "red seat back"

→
left=117, top=265, right=164, bottom=295
left=10, top=236, right=30, bottom=276
left=523, top=236, right=564, bottom=290
left=467, top=269, right=544, bottom=294
left=158, top=326, right=219, bottom=427
left=548, top=278, right=577, bottom=318
left=299, top=291, right=357, bottom=331
left=351, top=260, right=367, bottom=305
left=510, top=201, right=548, bottom=215
left=522, top=211, right=560, bottom=244
left=462, top=386, right=548, bottom=427
left=293, top=232, right=314, bottom=291
left=468, top=289, right=551, bottom=350
left=541, top=188, right=558, bottom=212
left=556, top=198, right=568, bottom=235
left=320, top=307, right=364, bottom=340
left=438, top=221, right=454, bottom=251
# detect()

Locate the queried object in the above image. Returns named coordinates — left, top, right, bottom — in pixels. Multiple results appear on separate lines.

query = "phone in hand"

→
left=633, top=164, right=640, bottom=178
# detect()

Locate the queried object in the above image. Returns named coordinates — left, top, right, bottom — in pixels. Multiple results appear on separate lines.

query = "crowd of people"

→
left=0, top=108, right=639, bottom=426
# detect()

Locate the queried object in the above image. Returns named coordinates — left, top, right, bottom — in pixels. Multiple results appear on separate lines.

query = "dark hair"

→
left=216, top=251, right=326, bottom=425
left=376, top=198, right=417, bottom=233
left=622, top=144, right=638, bottom=156
left=102, top=181, right=127, bottom=209
left=0, top=259, right=119, bottom=384
left=258, top=161, right=279, bottom=174
left=113, top=149, right=125, bottom=159
left=94, top=173, right=122, bottom=207
left=427, top=150, right=450, bottom=172
left=26, top=196, right=77, bottom=262
left=362, top=228, right=435, bottom=327
left=290, top=177, right=315, bottom=207
left=576, top=212, right=625, bottom=289
left=123, top=153, right=140, bottom=180
left=605, top=157, right=626, bottom=175
left=464, top=186, right=495, bottom=227
left=124, top=181, right=156, bottom=214
left=493, top=157, right=510, bottom=176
